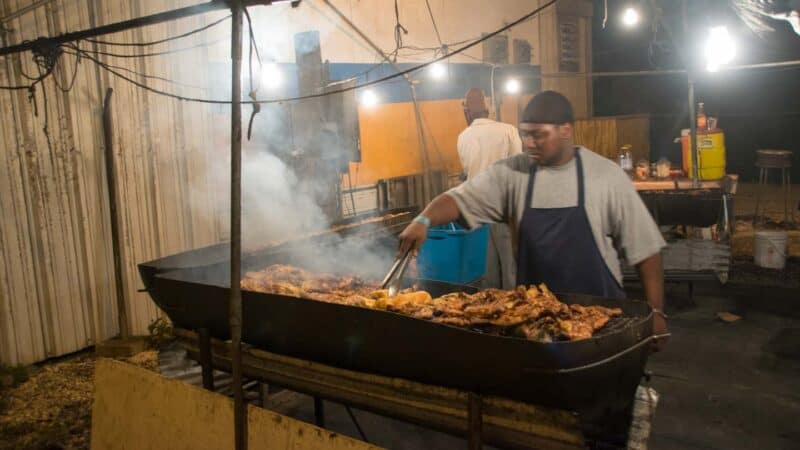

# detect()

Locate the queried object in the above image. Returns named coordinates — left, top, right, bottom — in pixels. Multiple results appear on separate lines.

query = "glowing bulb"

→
left=261, top=62, right=282, bottom=89
left=705, top=26, right=735, bottom=72
left=622, top=7, right=639, bottom=27
left=430, top=62, right=447, bottom=80
left=504, top=78, right=520, bottom=94
left=360, top=89, right=379, bottom=108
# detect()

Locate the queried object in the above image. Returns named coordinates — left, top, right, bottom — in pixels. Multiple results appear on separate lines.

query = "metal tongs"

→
left=381, top=249, right=413, bottom=298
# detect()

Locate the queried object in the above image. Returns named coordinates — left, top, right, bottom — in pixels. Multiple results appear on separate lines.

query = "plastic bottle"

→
left=618, top=145, right=633, bottom=177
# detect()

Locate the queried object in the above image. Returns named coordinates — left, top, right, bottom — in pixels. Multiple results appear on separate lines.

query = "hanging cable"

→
left=391, top=0, right=408, bottom=62
left=53, top=49, right=80, bottom=93
left=84, top=14, right=231, bottom=47
left=76, top=37, right=227, bottom=59
left=424, top=0, right=443, bottom=48
left=243, top=7, right=261, bottom=140
left=60, top=45, right=203, bottom=88
left=1, top=0, right=560, bottom=99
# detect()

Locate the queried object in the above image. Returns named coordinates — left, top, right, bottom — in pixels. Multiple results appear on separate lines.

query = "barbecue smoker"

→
left=139, top=219, right=655, bottom=446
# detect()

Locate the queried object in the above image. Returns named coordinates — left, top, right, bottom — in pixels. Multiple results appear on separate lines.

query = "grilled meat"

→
left=241, top=265, right=623, bottom=342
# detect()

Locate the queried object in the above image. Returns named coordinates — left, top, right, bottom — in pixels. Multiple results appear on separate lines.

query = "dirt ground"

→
left=0, top=351, right=158, bottom=450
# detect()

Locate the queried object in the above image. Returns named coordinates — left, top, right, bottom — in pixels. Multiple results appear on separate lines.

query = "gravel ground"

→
left=0, top=351, right=158, bottom=450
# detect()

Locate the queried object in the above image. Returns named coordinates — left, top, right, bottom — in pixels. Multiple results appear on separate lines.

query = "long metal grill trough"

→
left=139, top=224, right=654, bottom=445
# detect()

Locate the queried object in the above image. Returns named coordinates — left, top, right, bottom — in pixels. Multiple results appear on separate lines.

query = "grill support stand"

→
left=313, top=397, right=326, bottom=427
left=173, top=328, right=590, bottom=450
left=468, top=392, right=483, bottom=450
left=199, top=328, right=215, bottom=391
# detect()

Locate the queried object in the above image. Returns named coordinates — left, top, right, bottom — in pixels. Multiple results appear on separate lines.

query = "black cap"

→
left=521, top=91, right=574, bottom=124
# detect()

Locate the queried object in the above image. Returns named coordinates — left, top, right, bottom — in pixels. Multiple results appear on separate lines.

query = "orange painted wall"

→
left=349, top=98, right=524, bottom=187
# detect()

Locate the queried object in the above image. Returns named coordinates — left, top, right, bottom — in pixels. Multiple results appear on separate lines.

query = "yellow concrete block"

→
left=92, top=359, right=380, bottom=450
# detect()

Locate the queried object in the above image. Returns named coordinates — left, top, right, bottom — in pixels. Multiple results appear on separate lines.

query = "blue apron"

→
left=516, top=149, right=626, bottom=299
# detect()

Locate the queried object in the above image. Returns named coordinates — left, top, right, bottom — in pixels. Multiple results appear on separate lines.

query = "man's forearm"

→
left=420, top=193, right=462, bottom=226
left=636, top=253, right=664, bottom=310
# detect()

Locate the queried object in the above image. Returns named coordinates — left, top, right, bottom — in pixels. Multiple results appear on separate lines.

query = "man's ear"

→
left=559, top=123, right=573, bottom=139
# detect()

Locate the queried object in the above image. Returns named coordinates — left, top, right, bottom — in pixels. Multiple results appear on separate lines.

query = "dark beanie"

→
left=521, top=91, right=574, bottom=124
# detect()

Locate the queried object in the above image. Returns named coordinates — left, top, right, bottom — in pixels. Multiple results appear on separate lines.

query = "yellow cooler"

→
left=681, top=129, right=726, bottom=180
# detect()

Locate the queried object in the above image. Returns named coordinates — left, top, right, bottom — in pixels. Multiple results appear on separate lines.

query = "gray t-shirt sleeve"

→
left=447, top=162, right=510, bottom=229
left=608, top=171, right=667, bottom=265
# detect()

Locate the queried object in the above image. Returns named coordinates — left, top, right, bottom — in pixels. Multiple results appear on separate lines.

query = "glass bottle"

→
left=697, top=102, right=708, bottom=130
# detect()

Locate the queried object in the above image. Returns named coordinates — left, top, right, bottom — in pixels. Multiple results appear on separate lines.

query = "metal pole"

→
left=102, top=88, right=129, bottom=340
left=467, top=392, right=483, bottom=450
left=688, top=76, right=699, bottom=187
left=229, top=2, right=246, bottom=450
left=199, top=328, right=215, bottom=391
left=682, top=0, right=700, bottom=188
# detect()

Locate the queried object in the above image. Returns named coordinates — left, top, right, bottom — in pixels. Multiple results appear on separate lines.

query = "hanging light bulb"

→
left=705, top=26, right=736, bottom=72
left=360, top=89, right=379, bottom=108
left=504, top=78, right=521, bottom=94
left=429, top=62, right=447, bottom=80
left=622, top=7, right=640, bottom=27
left=260, top=62, right=283, bottom=89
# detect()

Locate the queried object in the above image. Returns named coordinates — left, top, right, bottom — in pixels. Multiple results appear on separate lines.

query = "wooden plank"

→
left=92, top=358, right=380, bottom=450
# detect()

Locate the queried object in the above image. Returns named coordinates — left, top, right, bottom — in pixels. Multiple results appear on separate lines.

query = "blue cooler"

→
left=417, top=223, right=489, bottom=285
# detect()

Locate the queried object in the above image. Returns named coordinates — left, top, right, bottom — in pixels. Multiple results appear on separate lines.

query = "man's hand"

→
left=398, top=221, right=428, bottom=257
left=652, top=313, right=669, bottom=352
left=398, top=194, right=462, bottom=257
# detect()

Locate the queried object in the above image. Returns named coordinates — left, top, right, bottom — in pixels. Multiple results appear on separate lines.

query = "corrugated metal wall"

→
left=0, top=0, right=227, bottom=365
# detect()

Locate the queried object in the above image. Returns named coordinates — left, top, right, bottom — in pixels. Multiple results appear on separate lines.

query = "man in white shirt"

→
left=456, top=88, right=522, bottom=289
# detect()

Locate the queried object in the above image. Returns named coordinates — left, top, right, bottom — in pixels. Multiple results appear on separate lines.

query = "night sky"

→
left=591, top=0, right=800, bottom=181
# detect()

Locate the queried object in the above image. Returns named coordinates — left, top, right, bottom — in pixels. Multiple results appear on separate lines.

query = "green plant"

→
left=147, top=317, right=174, bottom=349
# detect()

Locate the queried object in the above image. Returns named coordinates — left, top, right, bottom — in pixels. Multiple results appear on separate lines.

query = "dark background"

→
left=591, top=0, right=800, bottom=181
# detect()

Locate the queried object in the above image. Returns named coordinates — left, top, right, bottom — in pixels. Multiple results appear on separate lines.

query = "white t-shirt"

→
left=457, top=118, right=523, bottom=179
left=448, top=147, right=666, bottom=285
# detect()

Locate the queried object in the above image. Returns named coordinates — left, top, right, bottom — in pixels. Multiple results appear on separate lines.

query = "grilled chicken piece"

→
left=241, top=264, right=625, bottom=342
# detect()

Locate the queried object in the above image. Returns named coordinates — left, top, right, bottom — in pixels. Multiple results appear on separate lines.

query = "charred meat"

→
left=241, top=265, right=622, bottom=342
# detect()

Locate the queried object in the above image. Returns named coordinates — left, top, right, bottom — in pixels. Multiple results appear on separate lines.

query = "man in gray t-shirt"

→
left=399, top=91, right=669, bottom=350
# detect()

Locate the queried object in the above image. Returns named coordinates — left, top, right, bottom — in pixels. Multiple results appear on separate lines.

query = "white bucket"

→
left=754, top=230, right=788, bottom=270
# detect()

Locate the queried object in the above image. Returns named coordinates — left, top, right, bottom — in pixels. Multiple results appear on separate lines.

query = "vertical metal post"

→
left=198, top=328, right=215, bottom=391
left=313, top=397, right=326, bottom=428
left=229, top=3, right=246, bottom=450
left=409, top=81, right=433, bottom=205
left=682, top=0, right=700, bottom=188
left=467, top=392, right=482, bottom=450
left=102, top=88, right=129, bottom=340
left=688, top=76, right=699, bottom=187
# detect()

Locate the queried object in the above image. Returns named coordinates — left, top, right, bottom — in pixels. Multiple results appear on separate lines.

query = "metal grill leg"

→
left=786, top=173, right=800, bottom=223
left=314, top=397, right=325, bottom=428
left=468, top=393, right=482, bottom=450
left=753, top=167, right=765, bottom=226
left=198, top=328, right=215, bottom=391
left=783, top=168, right=791, bottom=224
